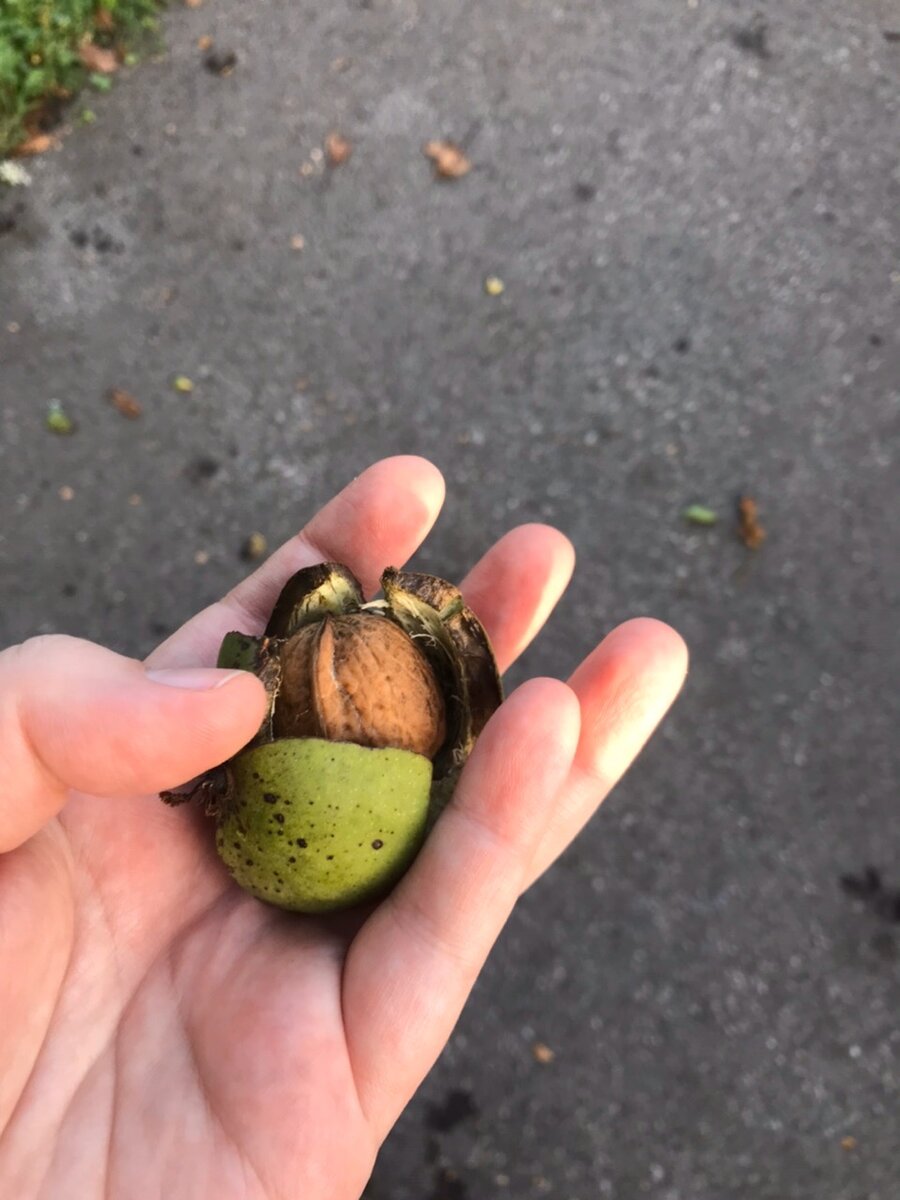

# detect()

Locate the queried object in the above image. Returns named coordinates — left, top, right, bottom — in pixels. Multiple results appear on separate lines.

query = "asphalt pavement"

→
left=1, top=1, right=898, bottom=1197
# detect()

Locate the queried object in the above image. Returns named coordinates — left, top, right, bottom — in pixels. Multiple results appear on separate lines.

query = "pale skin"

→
left=0, top=457, right=687, bottom=1200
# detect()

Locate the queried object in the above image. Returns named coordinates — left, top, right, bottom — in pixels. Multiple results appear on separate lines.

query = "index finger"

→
left=147, top=456, right=446, bottom=669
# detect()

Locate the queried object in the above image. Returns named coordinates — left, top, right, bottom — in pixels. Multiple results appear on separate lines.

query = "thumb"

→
left=0, top=635, right=267, bottom=853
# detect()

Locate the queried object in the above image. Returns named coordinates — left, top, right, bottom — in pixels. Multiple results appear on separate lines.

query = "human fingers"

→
left=458, top=523, right=575, bottom=673
left=524, top=618, right=688, bottom=887
left=147, top=456, right=446, bottom=669
left=0, top=636, right=267, bottom=853
left=342, top=678, right=581, bottom=1135
left=148, top=461, right=575, bottom=685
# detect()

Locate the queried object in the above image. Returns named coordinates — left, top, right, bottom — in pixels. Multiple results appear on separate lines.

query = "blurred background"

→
left=1, top=1, right=898, bottom=1197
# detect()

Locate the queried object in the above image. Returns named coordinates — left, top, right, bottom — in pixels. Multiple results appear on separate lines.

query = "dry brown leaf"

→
left=197, top=35, right=214, bottom=51
left=109, top=388, right=142, bottom=419
left=15, top=133, right=58, bottom=157
left=737, top=495, right=766, bottom=549
left=95, top=9, right=115, bottom=32
left=424, top=140, right=471, bottom=179
left=325, top=132, right=352, bottom=167
left=185, top=0, right=204, bottom=7
left=532, top=1042, right=555, bottom=1064
left=79, top=42, right=119, bottom=74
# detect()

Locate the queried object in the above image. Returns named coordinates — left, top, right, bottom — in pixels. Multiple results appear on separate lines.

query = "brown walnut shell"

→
left=272, top=612, right=447, bottom=759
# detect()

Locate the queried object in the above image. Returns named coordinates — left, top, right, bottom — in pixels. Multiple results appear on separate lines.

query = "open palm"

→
left=0, top=458, right=686, bottom=1200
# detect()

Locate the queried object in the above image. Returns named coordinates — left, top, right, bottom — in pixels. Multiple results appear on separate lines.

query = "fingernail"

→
left=145, top=667, right=246, bottom=691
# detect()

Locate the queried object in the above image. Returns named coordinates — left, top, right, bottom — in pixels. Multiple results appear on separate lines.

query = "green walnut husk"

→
left=217, top=739, right=433, bottom=912
left=162, top=562, right=502, bottom=912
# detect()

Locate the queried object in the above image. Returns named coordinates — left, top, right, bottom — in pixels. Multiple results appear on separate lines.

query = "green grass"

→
left=0, top=1, right=164, bottom=155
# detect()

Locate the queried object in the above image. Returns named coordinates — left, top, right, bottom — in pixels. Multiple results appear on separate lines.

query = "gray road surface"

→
left=1, top=1, right=898, bottom=1197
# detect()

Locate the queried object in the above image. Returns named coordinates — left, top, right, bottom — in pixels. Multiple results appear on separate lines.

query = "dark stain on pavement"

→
left=841, top=867, right=900, bottom=922
left=184, top=456, right=222, bottom=484
left=732, top=16, right=771, bottom=59
left=429, top=1166, right=469, bottom=1200
left=424, top=1088, right=479, bottom=1133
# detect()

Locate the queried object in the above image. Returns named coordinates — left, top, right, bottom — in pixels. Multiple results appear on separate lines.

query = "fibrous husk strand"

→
left=381, top=568, right=503, bottom=778
left=160, top=764, right=233, bottom=817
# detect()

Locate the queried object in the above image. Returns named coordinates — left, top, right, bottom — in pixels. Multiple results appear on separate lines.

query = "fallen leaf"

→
left=15, top=133, right=58, bottom=157
left=484, top=275, right=505, bottom=296
left=46, top=401, right=75, bottom=435
left=109, top=388, right=142, bottom=419
left=532, top=1042, right=555, bottom=1064
left=80, top=42, right=119, bottom=74
left=325, top=131, right=352, bottom=166
left=841, top=1136, right=858, bottom=1151
left=185, top=0, right=204, bottom=7
left=204, top=50, right=237, bottom=76
left=737, top=495, right=766, bottom=549
left=197, top=35, right=214, bottom=51
left=290, top=234, right=305, bottom=250
left=173, top=375, right=194, bottom=393
left=424, top=139, right=471, bottom=179
left=242, top=532, right=268, bottom=561
left=95, top=9, right=115, bottom=32
left=683, top=504, right=718, bottom=527
left=58, top=485, right=75, bottom=501
left=80, top=109, right=97, bottom=124
left=89, top=72, right=114, bottom=92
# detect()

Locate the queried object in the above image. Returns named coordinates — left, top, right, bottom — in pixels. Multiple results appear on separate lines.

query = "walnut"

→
left=274, top=613, right=446, bottom=758
left=161, top=562, right=503, bottom=913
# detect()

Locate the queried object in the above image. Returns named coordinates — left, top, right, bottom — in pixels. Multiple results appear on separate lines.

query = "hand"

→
left=0, top=457, right=687, bottom=1200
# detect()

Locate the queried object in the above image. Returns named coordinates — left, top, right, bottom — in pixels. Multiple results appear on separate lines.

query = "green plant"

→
left=0, top=1, right=163, bottom=154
